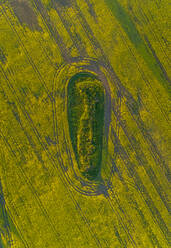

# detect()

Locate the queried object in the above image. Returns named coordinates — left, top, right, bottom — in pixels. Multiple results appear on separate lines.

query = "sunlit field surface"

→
left=0, top=0, right=170, bottom=247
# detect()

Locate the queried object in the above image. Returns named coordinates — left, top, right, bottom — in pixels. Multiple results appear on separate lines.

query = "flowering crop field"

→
left=0, top=0, right=170, bottom=247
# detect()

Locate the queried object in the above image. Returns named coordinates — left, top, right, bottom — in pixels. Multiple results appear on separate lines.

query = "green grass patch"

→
left=67, top=72, right=105, bottom=180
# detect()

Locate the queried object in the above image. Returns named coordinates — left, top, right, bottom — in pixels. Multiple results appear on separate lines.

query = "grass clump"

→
left=67, top=73, right=105, bottom=180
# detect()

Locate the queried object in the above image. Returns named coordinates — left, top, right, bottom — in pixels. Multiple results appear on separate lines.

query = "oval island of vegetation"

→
left=67, top=72, right=105, bottom=181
